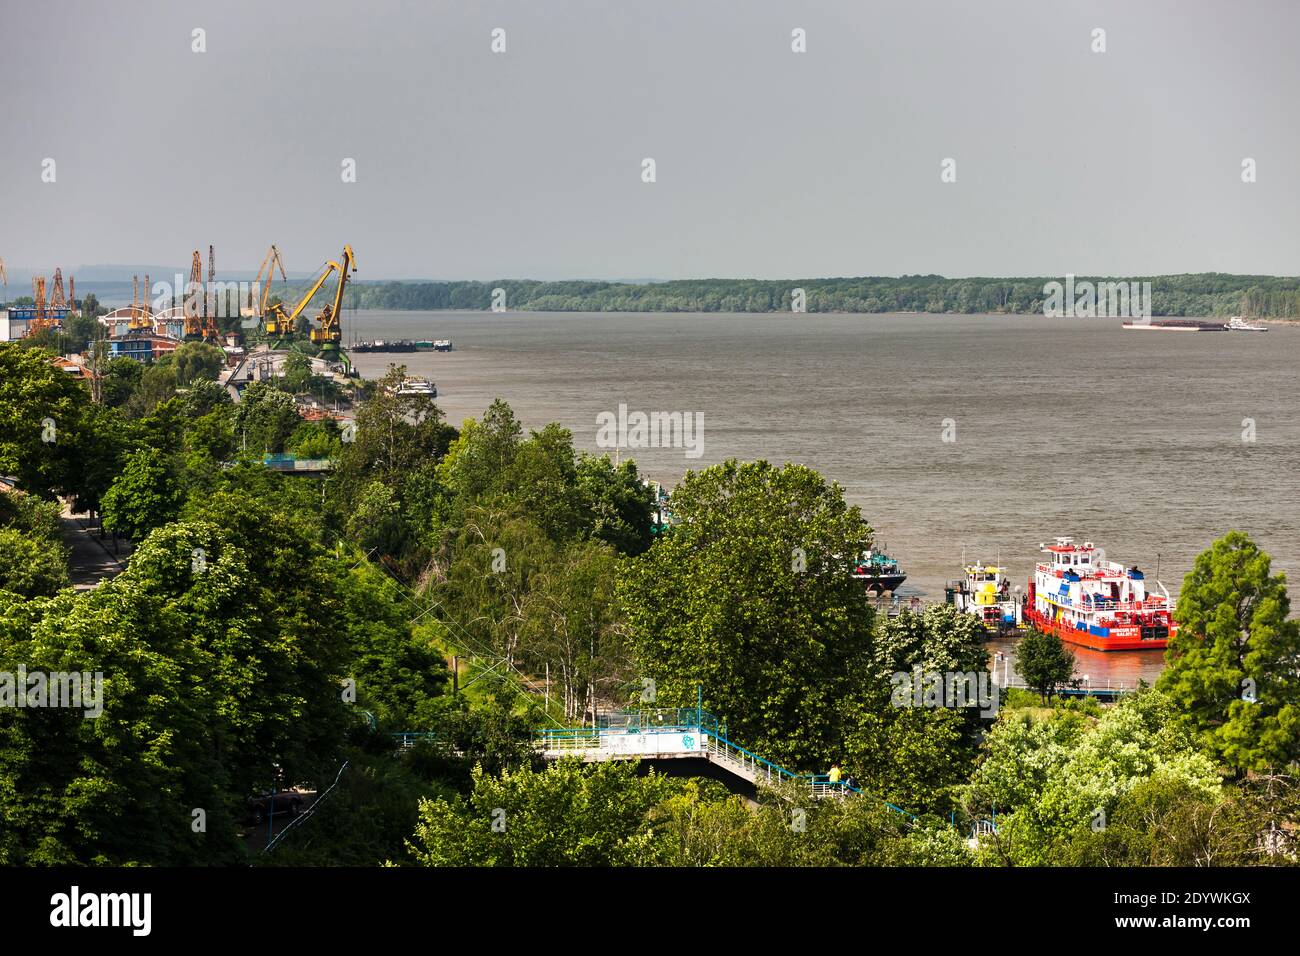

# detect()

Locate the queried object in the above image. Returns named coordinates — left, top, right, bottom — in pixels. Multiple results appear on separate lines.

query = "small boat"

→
left=1024, top=538, right=1176, bottom=651
left=433, top=339, right=453, bottom=351
left=1223, top=316, right=1268, bottom=332
left=851, top=548, right=907, bottom=594
left=392, top=377, right=437, bottom=397
left=646, top=480, right=675, bottom=535
left=946, top=564, right=1022, bottom=634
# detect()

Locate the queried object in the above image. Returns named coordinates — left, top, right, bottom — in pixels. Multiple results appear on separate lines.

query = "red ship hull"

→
left=1024, top=604, right=1170, bottom=651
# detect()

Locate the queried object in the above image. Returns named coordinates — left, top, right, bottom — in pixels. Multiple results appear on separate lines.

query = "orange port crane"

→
left=51, top=268, right=67, bottom=312
left=29, top=277, right=49, bottom=335
left=0, top=257, right=7, bottom=299
left=243, top=244, right=288, bottom=319
left=264, top=245, right=355, bottom=348
left=184, top=250, right=204, bottom=337
left=204, top=245, right=218, bottom=340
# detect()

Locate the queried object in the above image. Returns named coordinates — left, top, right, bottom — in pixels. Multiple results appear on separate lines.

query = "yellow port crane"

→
left=129, top=274, right=153, bottom=331
left=264, top=245, right=355, bottom=349
left=242, top=244, right=288, bottom=319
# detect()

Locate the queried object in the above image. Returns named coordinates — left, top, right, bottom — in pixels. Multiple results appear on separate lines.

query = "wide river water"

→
left=348, top=310, right=1300, bottom=686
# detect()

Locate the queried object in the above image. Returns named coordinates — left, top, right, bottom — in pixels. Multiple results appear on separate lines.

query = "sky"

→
left=1, top=0, right=1298, bottom=280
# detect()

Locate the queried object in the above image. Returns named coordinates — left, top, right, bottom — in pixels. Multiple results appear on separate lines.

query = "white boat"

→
left=945, top=563, right=1021, bottom=634
left=393, top=377, right=437, bottom=397
left=1224, top=316, right=1268, bottom=332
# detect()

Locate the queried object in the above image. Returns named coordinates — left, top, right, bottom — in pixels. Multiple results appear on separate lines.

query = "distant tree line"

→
left=326, top=273, right=1300, bottom=317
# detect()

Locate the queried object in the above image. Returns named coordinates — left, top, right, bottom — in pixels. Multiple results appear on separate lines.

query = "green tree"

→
left=182, top=378, right=232, bottom=417
left=336, top=559, right=449, bottom=731
left=172, top=341, right=226, bottom=386
left=101, top=356, right=143, bottom=408
left=408, top=759, right=674, bottom=866
left=839, top=605, right=992, bottom=813
left=233, top=382, right=300, bottom=454
left=1158, top=532, right=1300, bottom=774
left=519, top=539, right=626, bottom=722
left=0, top=528, right=69, bottom=597
left=575, top=453, right=653, bottom=555
left=966, top=691, right=1221, bottom=866
left=0, top=493, right=364, bottom=865
left=101, top=447, right=184, bottom=540
left=1016, top=628, right=1076, bottom=702
left=617, top=459, right=874, bottom=771
left=124, top=362, right=178, bottom=419
left=0, top=343, right=88, bottom=499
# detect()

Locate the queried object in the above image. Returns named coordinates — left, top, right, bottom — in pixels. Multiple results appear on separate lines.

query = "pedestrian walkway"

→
left=538, top=707, right=916, bottom=819
left=59, top=505, right=131, bottom=590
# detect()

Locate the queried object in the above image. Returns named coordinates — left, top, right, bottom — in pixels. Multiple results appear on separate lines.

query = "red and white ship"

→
left=1024, top=538, right=1175, bottom=651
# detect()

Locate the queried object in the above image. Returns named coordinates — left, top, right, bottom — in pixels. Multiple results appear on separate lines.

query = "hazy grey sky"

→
left=2, top=0, right=1297, bottom=279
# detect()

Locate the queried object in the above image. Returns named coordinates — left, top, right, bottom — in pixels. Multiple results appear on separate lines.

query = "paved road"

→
left=59, top=507, right=131, bottom=590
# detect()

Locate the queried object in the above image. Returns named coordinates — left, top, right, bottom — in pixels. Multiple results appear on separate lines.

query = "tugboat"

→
left=646, top=481, right=675, bottom=536
left=1024, top=538, right=1175, bottom=650
left=851, top=548, right=907, bottom=594
left=945, top=564, right=1022, bottom=634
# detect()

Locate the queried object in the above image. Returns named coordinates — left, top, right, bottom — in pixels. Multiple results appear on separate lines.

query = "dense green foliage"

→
left=0, top=492, right=69, bottom=598
left=1015, top=628, right=1077, bottom=702
left=1158, top=531, right=1300, bottom=774
left=316, top=273, right=1300, bottom=317
left=1, top=340, right=1296, bottom=868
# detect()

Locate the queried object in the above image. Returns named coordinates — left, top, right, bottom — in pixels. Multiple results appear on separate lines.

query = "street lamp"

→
left=994, top=651, right=1010, bottom=687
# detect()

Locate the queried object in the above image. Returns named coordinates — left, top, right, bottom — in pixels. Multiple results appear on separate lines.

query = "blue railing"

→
left=538, top=707, right=918, bottom=821
left=391, top=731, right=437, bottom=749
left=260, top=453, right=334, bottom=472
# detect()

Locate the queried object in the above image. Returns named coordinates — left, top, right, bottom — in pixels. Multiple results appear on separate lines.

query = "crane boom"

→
left=244, top=244, right=288, bottom=317
left=204, top=245, right=219, bottom=340
left=185, top=251, right=204, bottom=337
left=309, top=245, right=356, bottom=348
left=261, top=244, right=354, bottom=352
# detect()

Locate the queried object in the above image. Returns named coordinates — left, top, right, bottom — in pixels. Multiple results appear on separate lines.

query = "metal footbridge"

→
left=537, top=707, right=916, bottom=818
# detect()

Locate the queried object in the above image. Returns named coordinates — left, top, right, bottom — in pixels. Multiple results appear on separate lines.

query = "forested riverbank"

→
left=335, top=273, right=1300, bottom=317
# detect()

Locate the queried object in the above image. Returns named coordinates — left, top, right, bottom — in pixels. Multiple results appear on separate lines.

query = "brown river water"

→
left=347, top=310, right=1300, bottom=687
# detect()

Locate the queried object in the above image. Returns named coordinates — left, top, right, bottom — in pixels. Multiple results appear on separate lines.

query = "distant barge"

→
left=350, top=339, right=452, bottom=352
left=1121, top=316, right=1267, bottom=332
left=1121, top=319, right=1225, bottom=331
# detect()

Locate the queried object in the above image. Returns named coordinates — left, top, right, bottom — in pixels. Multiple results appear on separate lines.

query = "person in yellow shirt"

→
left=828, top=763, right=842, bottom=785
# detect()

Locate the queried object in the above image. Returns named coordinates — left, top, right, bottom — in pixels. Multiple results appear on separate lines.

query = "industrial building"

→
left=0, top=305, right=71, bottom=341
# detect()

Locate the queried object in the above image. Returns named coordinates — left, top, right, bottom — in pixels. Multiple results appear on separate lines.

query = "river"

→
left=346, top=309, right=1300, bottom=687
